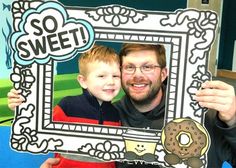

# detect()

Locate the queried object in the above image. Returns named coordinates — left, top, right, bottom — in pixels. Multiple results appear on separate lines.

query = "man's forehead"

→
left=126, top=50, right=157, bottom=57
left=123, top=51, right=158, bottom=64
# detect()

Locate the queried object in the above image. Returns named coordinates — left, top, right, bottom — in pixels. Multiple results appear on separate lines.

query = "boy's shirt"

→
left=52, top=89, right=120, bottom=168
left=53, top=89, right=121, bottom=126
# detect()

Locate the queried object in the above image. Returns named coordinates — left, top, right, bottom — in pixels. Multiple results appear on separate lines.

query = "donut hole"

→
left=176, top=131, right=193, bottom=147
left=179, top=134, right=190, bottom=145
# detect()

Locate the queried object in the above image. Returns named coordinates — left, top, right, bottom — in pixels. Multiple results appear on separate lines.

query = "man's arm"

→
left=195, top=80, right=236, bottom=127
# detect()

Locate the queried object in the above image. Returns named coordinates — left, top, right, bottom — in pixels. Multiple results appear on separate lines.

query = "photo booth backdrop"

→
left=0, top=0, right=235, bottom=168
left=0, top=1, right=184, bottom=168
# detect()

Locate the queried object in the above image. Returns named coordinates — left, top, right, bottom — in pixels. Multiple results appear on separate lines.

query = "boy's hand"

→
left=195, top=80, right=236, bottom=127
left=40, top=158, right=60, bottom=168
left=7, top=89, right=24, bottom=111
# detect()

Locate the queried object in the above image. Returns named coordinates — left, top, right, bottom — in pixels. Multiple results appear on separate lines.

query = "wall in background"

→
left=0, top=0, right=14, bottom=79
left=218, top=0, right=236, bottom=70
left=59, top=0, right=186, bottom=11
left=187, top=0, right=223, bottom=76
left=233, top=41, right=236, bottom=71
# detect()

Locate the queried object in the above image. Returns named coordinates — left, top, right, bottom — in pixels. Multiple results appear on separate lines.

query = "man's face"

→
left=121, top=50, right=167, bottom=104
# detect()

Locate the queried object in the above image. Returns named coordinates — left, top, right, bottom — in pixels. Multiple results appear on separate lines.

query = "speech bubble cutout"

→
left=11, top=1, right=95, bottom=65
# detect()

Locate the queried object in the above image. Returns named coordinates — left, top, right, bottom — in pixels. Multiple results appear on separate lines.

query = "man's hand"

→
left=7, top=89, right=25, bottom=111
left=195, top=80, right=236, bottom=127
left=40, top=158, right=60, bottom=168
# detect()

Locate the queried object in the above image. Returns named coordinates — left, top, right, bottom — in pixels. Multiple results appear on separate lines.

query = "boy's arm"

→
left=40, top=158, right=60, bottom=168
left=7, top=89, right=25, bottom=111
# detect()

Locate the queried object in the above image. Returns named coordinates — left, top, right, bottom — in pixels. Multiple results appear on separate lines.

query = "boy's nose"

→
left=107, top=77, right=115, bottom=85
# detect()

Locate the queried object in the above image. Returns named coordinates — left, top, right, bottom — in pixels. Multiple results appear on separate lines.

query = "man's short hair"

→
left=79, top=44, right=120, bottom=76
left=119, top=43, right=166, bottom=68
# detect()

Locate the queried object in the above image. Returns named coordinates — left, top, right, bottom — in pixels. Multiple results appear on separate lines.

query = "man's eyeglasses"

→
left=121, top=64, right=161, bottom=74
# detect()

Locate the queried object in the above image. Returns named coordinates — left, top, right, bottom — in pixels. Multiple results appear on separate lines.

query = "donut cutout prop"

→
left=162, top=118, right=210, bottom=167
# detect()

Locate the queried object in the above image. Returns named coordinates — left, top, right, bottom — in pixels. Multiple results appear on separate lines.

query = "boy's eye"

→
left=113, top=75, right=120, bottom=78
left=98, top=75, right=104, bottom=78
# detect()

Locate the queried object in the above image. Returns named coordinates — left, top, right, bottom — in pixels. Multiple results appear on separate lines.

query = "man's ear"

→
left=161, top=67, right=168, bottom=83
left=77, top=74, right=87, bottom=89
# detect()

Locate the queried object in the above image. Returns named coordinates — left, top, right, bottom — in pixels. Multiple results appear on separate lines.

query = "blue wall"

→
left=0, top=0, right=13, bottom=79
left=0, top=126, right=53, bottom=168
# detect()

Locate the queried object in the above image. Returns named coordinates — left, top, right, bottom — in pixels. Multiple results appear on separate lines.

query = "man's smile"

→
left=130, top=83, right=149, bottom=91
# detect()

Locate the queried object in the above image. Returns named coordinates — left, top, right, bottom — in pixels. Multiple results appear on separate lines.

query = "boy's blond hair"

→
left=79, top=44, right=120, bottom=76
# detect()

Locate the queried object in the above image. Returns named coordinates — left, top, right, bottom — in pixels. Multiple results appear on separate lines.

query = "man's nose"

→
left=133, top=67, right=143, bottom=76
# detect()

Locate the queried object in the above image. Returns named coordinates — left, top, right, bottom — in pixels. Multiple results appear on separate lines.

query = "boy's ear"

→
left=77, top=74, right=87, bottom=89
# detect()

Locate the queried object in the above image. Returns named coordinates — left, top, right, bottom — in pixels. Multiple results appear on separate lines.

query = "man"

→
left=10, top=44, right=236, bottom=168
left=115, top=43, right=236, bottom=168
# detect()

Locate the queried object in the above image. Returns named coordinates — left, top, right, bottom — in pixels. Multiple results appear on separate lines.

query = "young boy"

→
left=8, top=44, right=121, bottom=168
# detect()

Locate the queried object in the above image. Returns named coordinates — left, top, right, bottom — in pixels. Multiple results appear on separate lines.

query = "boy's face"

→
left=79, top=61, right=121, bottom=103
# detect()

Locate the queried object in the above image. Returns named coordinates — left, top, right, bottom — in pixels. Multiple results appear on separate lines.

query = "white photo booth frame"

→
left=10, top=1, right=217, bottom=167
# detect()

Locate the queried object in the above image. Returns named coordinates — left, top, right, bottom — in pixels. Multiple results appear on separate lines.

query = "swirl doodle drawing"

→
left=11, top=104, right=63, bottom=153
left=187, top=65, right=211, bottom=117
left=161, top=9, right=217, bottom=63
left=10, top=65, right=35, bottom=101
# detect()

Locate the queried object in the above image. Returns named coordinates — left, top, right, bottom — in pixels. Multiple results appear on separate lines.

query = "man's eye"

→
left=143, top=65, right=152, bottom=70
left=125, top=65, right=134, bottom=70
